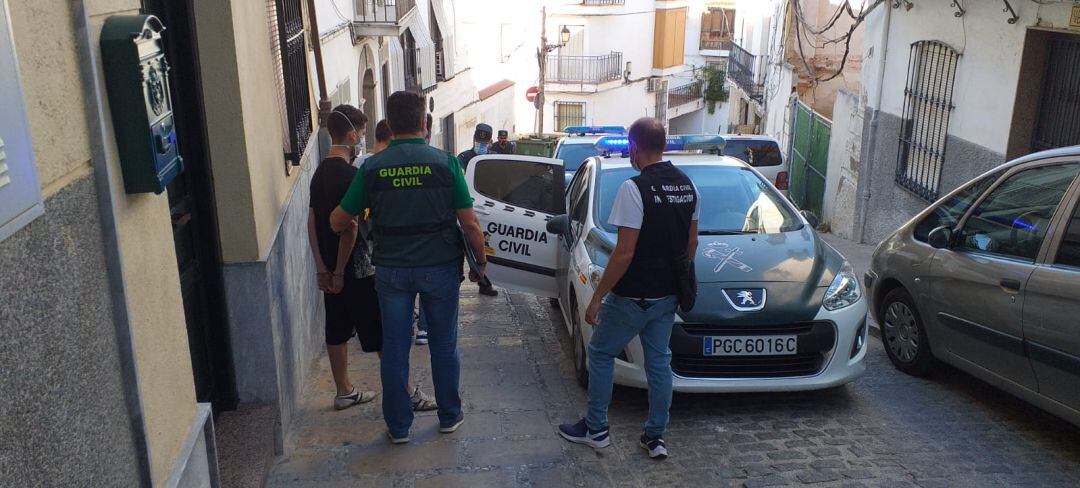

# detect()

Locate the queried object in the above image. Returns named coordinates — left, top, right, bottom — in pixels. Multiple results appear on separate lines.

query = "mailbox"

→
left=101, top=15, right=182, bottom=194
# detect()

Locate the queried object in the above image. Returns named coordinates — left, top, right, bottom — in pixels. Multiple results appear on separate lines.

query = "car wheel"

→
left=879, top=287, right=935, bottom=376
left=570, top=296, right=589, bottom=389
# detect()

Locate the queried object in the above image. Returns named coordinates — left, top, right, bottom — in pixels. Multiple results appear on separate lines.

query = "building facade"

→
left=855, top=1, right=1080, bottom=244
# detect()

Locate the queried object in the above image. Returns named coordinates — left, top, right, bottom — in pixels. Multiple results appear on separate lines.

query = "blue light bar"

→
left=594, top=136, right=630, bottom=154
left=564, top=125, right=627, bottom=135
left=595, top=134, right=726, bottom=155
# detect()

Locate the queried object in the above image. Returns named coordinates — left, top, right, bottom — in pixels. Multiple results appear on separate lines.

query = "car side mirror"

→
left=801, top=210, right=819, bottom=229
left=927, top=226, right=953, bottom=249
left=546, top=214, right=570, bottom=236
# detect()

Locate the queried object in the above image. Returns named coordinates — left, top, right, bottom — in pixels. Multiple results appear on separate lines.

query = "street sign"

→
left=533, top=92, right=544, bottom=110
left=1071, top=5, right=1080, bottom=28
left=525, top=86, right=539, bottom=102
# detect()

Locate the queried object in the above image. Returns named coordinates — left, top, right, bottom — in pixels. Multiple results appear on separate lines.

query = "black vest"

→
left=613, top=161, right=696, bottom=299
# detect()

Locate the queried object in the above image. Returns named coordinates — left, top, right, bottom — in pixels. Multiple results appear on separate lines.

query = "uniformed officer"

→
left=558, top=118, right=699, bottom=460
left=331, top=91, right=487, bottom=444
left=491, top=130, right=515, bottom=154
left=456, top=123, right=499, bottom=297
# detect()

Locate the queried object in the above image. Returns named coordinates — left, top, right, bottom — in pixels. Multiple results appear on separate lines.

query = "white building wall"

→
left=862, top=1, right=1077, bottom=155
left=822, top=88, right=863, bottom=239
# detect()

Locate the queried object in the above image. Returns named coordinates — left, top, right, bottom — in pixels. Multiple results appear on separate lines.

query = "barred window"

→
left=268, top=0, right=313, bottom=167
left=895, top=41, right=960, bottom=201
left=555, top=102, right=586, bottom=132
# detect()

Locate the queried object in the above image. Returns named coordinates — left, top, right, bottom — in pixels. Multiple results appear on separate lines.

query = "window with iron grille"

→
left=554, top=102, right=586, bottom=132
left=267, top=0, right=313, bottom=166
left=895, top=41, right=959, bottom=201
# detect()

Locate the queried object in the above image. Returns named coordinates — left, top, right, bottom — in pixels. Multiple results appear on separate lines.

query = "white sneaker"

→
left=334, top=389, right=378, bottom=410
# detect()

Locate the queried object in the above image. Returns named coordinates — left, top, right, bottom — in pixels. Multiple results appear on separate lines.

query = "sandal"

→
left=411, top=386, right=439, bottom=411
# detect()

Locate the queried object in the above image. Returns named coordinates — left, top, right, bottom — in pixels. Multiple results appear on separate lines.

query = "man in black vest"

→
left=558, top=118, right=699, bottom=460
left=456, top=123, right=499, bottom=297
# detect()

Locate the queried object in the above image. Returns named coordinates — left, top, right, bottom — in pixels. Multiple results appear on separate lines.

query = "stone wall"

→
left=822, top=89, right=864, bottom=240
left=855, top=109, right=1004, bottom=245
left=0, top=175, right=143, bottom=486
left=223, top=151, right=324, bottom=446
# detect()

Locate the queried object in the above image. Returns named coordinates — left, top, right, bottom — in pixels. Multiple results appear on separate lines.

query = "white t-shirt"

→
left=608, top=179, right=701, bottom=229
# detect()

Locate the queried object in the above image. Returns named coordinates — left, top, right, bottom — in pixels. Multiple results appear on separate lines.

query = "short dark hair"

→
left=385, top=91, right=426, bottom=135
left=374, top=119, right=392, bottom=143
left=328, top=104, right=367, bottom=143
left=628, top=117, right=667, bottom=153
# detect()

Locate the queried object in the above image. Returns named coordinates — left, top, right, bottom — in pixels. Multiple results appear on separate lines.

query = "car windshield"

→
left=721, top=140, right=782, bottom=167
left=556, top=143, right=603, bottom=172
left=598, top=165, right=801, bottom=235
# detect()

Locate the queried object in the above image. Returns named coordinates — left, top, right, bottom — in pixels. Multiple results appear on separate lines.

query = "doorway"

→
left=142, top=0, right=237, bottom=412
left=362, top=69, right=377, bottom=151
left=1007, top=30, right=1080, bottom=159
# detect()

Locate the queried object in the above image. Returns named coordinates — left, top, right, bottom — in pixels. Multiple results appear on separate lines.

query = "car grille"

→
left=670, top=321, right=835, bottom=379
left=671, top=353, right=826, bottom=378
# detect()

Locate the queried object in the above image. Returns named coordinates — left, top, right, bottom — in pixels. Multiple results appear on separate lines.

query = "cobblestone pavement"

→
left=268, top=288, right=1080, bottom=487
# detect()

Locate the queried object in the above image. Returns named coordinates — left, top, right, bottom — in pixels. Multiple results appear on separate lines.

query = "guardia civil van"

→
left=465, top=135, right=867, bottom=392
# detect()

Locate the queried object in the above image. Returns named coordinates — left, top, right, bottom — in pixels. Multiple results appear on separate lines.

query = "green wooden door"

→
left=788, top=101, right=830, bottom=218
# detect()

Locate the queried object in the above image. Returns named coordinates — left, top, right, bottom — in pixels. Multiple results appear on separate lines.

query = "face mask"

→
left=474, top=142, right=489, bottom=155
left=331, top=110, right=362, bottom=162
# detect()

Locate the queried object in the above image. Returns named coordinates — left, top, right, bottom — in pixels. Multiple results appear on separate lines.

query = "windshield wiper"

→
left=699, top=230, right=758, bottom=236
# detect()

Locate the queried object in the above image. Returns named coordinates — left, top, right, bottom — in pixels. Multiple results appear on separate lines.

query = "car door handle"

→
left=1000, top=278, right=1022, bottom=292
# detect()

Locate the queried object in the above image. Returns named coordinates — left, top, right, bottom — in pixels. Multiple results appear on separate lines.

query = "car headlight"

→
left=587, top=263, right=605, bottom=289
left=823, top=262, right=861, bottom=311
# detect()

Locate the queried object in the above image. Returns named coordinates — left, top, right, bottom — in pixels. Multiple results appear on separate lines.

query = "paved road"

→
left=268, top=288, right=1080, bottom=487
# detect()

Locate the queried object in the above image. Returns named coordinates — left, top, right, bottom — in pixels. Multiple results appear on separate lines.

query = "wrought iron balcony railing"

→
left=668, top=80, right=704, bottom=108
left=354, top=0, right=415, bottom=24
left=546, top=52, right=623, bottom=84
left=699, top=34, right=733, bottom=52
left=582, top=0, right=625, bottom=5
left=726, top=41, right=766, bottom=102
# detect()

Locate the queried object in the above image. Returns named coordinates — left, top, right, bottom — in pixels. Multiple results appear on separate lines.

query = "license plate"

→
left=703, top=335, right=798, bottom=356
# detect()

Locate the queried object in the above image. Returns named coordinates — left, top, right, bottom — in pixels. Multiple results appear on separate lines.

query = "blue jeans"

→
left=586, top=294, right=677, bottom=438
left=375, top=263, right=462, bottom=437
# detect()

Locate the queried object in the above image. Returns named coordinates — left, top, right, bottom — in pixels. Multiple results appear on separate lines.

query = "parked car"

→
left=865, top=146, right=1080, bottom=427
left=553, top=126, right=626, bottom=184
left=465, top=135, right=867, bottom=392
left=720, top=134, right=789, bottom=194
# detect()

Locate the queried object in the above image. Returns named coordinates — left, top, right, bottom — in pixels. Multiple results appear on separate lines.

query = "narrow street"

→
left=268, top=288, right=1080, bottom=487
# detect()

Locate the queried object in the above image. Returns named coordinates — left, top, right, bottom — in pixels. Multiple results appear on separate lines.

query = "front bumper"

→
left=611, top=298, right=868, bottom=392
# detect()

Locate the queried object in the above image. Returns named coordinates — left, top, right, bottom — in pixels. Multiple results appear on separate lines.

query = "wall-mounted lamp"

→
left=560, top=26, right=571, bottom=45
left=624, top=61, right=633, bottom=83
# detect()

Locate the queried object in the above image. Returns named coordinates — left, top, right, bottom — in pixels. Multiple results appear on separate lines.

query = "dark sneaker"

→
left=478, top=285, right=499, bottom=297
left=387, top=431, right=409, bottom=444
left=414, top=330, right=429, bottom=345
left=639, top=433, right=668, bottom=459
left=558, top=419, right=610, bottom=448
left=439, top=414, right=465, bottom=433
left=333, top=389, right=378, bottom=411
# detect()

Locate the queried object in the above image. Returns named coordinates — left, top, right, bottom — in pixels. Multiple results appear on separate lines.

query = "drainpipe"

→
left=855, top=2, right=891, bottom=244
left=306, top=0, right=332, bottom=160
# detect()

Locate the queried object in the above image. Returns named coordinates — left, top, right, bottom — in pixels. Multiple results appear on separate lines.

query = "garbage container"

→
left=514, top=136, right=559, bottom=158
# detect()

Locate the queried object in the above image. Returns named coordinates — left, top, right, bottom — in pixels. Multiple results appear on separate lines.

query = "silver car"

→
left=865, top=146, right=1080, bottom=427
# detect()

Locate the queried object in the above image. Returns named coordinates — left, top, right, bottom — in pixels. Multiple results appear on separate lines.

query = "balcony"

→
left=666, top=80, right=704, bottom=119
left=726, top=42, right=766, bottom=103
left=352, top=0, right=416, bottom=36
left=545, top=52, right=623, bottom=89
left=699, top=35, right=733, bottom=52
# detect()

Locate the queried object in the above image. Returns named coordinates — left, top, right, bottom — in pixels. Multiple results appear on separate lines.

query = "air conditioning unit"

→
left=646, top=77, right=666, bottom=93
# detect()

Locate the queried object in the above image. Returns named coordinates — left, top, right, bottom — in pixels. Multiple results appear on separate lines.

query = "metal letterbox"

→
left=101, top=15, right=182, bottom=194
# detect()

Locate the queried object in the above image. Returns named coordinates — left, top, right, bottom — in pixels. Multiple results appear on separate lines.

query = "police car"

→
left=465, top=135, right=867, bottom=392
left=553, top=126, right=627, bottom=184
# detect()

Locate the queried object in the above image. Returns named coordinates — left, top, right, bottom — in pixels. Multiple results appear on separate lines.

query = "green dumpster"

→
left=515, top=136, right=559, bottom=158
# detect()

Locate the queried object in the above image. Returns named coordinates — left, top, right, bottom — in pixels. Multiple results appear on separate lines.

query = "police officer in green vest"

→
left=331, top=91, right=487, bottom=443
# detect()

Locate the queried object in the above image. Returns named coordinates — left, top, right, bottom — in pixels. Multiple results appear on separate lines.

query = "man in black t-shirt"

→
left=308, top=105, right=436, bottom=412
left=456, top=123, right=498, bottom=297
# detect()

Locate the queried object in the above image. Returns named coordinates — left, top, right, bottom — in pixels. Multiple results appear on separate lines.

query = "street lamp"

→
left=624, top=61, right=633, bottom=83
left=560, top=26, right=571, bottom=45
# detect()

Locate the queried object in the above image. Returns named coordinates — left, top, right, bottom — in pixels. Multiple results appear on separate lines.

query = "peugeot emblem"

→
left=723, top=288, right=767, bottom=312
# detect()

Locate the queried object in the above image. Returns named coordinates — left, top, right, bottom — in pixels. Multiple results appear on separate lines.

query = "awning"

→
left=387, top=36, right=405, bottom=93
left=430, top=0, right=455, bottom=78
left=403, top=12, right=437, bottom=90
